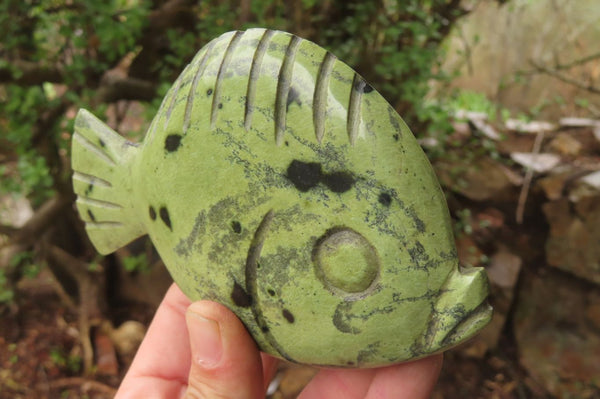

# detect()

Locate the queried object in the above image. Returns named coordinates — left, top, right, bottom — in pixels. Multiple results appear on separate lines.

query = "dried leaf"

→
left=510, top=152, right=561, bottom=173
left=505, top=119, right=555, bottom=133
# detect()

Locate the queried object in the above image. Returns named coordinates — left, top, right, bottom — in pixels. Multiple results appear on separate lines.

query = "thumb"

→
left=183, top=301, right=265, bottom=399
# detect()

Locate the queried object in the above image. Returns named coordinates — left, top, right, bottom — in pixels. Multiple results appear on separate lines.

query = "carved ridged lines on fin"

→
left=183, top=41, right=216, bottom=134
left=211, top=31, right=244, bottom=128
left=77, top=196, right=123, bottom=209
left=86, top=221, right=124, bottom=229
left=73, top=132, right=116, bottom=166
left=347, top=74, right=365, bottom=145
left=313, top=52, right=336, bottom=143
left=275, top=35, right=302, bottom=146
left=72, top=171, right=112, bottom=188
left=245, top=29, right=275, bottom=131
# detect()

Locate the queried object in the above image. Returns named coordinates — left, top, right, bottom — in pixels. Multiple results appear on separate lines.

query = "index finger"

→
left=115, top=283, right=192, bottom=398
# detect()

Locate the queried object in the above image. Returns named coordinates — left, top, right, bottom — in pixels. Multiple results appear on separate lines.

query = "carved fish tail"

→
left=71, top=109, right=145, bottom=254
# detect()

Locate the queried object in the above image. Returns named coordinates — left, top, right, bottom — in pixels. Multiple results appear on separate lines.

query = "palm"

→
left=115, top=284, right=441, bottom=399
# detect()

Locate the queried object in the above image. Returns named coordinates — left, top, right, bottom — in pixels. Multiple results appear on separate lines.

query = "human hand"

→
left=115, top=283, right=443, bottom=399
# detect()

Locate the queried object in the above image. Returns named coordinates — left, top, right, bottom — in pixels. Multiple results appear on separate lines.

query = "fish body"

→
left=72, top=28, right=492, bottom=367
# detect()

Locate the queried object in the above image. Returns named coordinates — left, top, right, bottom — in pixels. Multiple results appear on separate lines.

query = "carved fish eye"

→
left=313, top=227, right=380, bottom=299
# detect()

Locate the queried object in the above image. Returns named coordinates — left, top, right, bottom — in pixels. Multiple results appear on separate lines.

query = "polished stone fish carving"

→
left=71, top=28, right=492, bottom=367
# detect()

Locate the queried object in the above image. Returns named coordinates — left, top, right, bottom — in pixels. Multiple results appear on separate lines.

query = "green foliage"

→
left=454, top=208, right=473, bottom=236
left=447, top=90, right=499, bottom=120
left=313, top=1, right=458, bottom=129
left=10, top=250, right=33, bottom=267
left=121, top=253, right=149, bottom=273
left=22, top=262, right=41, bottom=279
left=0, top=268, right=14, bottom=303
left=1, top=84, right=55, bottom=203
left=49, top=347, right=82, bottom=373
left=182, top=0, right=460, bottom=131
left=8, top=343, right=18, bottom=364
left=0, top=0, right=150, bottom=204
left=196, top=1, right=238, bottom=37
left=16, top=153, right=54, bottom=200
left=0, top=251, right=40, bottom=304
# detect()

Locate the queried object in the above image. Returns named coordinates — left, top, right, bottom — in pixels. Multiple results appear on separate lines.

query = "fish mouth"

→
left=417, top=265, right=493, bottom=354
left=438, top=300, right=493, bottom=349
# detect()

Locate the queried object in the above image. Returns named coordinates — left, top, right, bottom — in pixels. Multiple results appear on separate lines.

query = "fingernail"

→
left=186, top=309, right=223, bottom=368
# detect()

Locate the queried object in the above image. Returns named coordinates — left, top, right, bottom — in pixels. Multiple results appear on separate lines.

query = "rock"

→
left=555, top=128, right=600, bottom=157
left=548, top=133, right=582, bottom=156
left=505, top=119, right=555, bottom=133
left=94, top=330, right=119, bottom=376
left=107, top=320, right=146, bottom=358
left=0, top=195, right=33, bottom=228
left=510, top=152, right=561, bottom=173
left=456, top=234, right=484, bottom=269
left=544, top=196, right=600, bottom=284
left=568, top=172, right=600, bottom=202
left=537, top=169, right=574, bottom=200
left=543, top=198, right=571, bottom=234
left=514, top=271, right=600, bottom=397
left=436, top=157, right=517, bottom=201
left=461, top=249, right=521, bottom=357
left=486, top=249, right=521, bottom=289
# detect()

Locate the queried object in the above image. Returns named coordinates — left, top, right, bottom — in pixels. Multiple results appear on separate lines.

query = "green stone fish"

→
left=71, top=28, right=492, bottom=367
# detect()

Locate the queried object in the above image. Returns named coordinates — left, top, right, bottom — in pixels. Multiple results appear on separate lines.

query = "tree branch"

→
left=43, top=244, right=95, bottom=295
left=552, top=51, right=600, bottom=70
left=29, top=97, right=74, bottom=194
left=529, top=60, right=600, bottom=95
left=516, top=130, right=545, bottom=224
left=0, top=224, right=18, bottom=236
left=147, top=0, right=197, bottom=31
left=12, top=195, right=72, bottom=247
left=427, top=0, right=469, bottom=45
left=44, top=244, right=105, bottom=375
left=0, top=60, right=64, bottom=85
left=95, top=76, right=157, bottom=103
left=128, top=0, right=198, bottom=81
